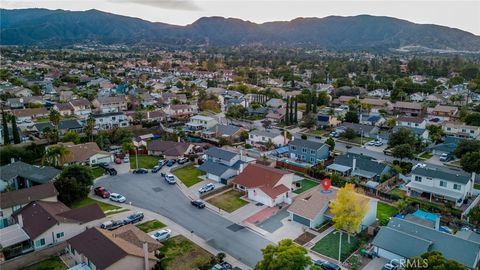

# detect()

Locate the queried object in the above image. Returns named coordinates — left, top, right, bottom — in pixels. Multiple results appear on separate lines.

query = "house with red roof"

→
left=232, top=164, right=293, bottom=207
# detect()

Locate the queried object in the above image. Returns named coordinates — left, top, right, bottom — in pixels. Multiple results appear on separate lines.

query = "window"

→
left=447, top=127, right=451, bottom=131
left=414, top=176, right=422, bottom=182
left=453, top=184, right=461, bottom=190
left=35, top=238, right=46, bottom=247
left=302, top=148, right=307, bottom=153
left=250, top=135, right=253, bottom=139
left=310, top=157, right=315, bottom=163
left=291, top=146, right=296, bottom=151
left=310, top=150, right=315, bottom=154
left=56, top=232, right=65, bottom=238
left=439, top=181, right=447, bottom=187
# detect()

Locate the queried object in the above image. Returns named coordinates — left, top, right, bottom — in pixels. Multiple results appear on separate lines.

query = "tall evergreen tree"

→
left=285, top=97, right=290, bottom=125
left=11, top=115, right=20, bottom=144
left=2, top=110, right=10, bottom=145
left=289, top=97, right=294, bottom=123
left=312, top=92, right=318, bottom=113
left=306, top=92, right=311, bottom=114
left=294, top=98, right=298, bottom=123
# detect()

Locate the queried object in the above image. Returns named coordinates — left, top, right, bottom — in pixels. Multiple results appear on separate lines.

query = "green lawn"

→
left=130, top=155, right=161, bottom=169
left=294, top=179, right=319, bottom=194
left=312, top=231, right=360, bottom=262
left=92, top=167, right=105, bottom=179
left=475, top=183, right=480, bottom=190
left=70, top=197, right=126, bottom=215
left=390, top=188, right=406, bottom=199
left=136, top=219, right=167, bottom=233
left=340, top=136, right=374, bottom=145
left=158, top=235, right=213, bottom=270
left=22, top=257, right=67, bottom=270
left=418, top=152, right=433, bottom=160
left=377, top=202, right=398, bottom=226
left=207, top=190, right=249, bottom=213
left=172, top=164, right=204, bottom=187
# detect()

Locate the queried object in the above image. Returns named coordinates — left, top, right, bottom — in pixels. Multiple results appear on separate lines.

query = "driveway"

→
left=257, top=209, right=289, bottom=233
left=362, top=257, right=388, bottom=270
left=96, top=173, right=272, bottom=268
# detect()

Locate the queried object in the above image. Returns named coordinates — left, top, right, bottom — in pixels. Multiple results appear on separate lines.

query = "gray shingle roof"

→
left=333, top=153, right=388, bottom=176
left=205, top=147, right=238, bottom=161
left=198, top=160, right=232, bottom=176
left=59, top=119, right=83, bottom=130
left=207, top=125, right=242, bottom=136
left=250, top=129, right=281, bottom=138
left=372, top=226, right=432, bottom=258
left=412, top=166, right=471, bottom=184
left=0, top=161, right=60, bottom=184
left=289, top=139, right=327, bottom=150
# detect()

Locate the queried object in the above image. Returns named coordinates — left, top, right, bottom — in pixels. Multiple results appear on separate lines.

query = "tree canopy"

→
left=405, top=251, right=467, bottom=270
left=454, top=140, right=480, bottom=158
left=54, top=165, right=94, bottom=205
left=255, top=239, right=312, bottom=270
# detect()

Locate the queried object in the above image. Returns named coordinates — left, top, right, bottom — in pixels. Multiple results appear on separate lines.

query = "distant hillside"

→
left=1, top=8, right=480, bottom=51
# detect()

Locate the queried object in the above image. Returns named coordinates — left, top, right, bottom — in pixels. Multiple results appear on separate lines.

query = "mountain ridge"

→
left=1, top=8, right=479, bottom=51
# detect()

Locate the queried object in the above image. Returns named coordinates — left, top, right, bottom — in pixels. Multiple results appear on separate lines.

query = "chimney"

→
left=143, top=242, right=149, bottom=270
left=352, top=158, right=357, bottom=172
left=471, top=172, right=476, bottom=195
left=17, top=214, right=23, bottom=227
left=10, top=158, right=15, bottom=164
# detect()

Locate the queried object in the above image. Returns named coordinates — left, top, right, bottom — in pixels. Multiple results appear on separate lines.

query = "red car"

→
left=94, top=186, right=110, bottom=198
left=115, top=158, right=122, bottom=164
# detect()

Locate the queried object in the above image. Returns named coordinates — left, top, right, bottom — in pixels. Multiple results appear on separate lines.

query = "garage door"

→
left=292, top=214, right=310, bottom=227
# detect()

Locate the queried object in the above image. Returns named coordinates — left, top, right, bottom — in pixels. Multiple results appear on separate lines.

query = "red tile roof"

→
left=233, top=164, right=291, bottom=198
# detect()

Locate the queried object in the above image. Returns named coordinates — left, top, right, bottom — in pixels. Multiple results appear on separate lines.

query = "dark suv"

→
left=124, top=212, right=144, bottom=224
left=98, top=163, right=117, bottom=176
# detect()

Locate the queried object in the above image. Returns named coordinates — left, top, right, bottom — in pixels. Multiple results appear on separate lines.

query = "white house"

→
left=442, top=122, right=480, bottom=139
left=198, top=147, right=253, bottom=184
left=185, top=115, right=218, bottom=132
left=52, top=142, right=113, bottom=166
left=70, top=99, right=92, bottom=119
left=407, top=165, right=474, bottom=207
left=232, top=164, right=293, bottom=207
left=93, top=112, right=129, bottom=130
left=397, top=116, right=427, bottom=129
left=247, top=129, right=288, bottom=148
left=92, top=95, right=127, bottom=113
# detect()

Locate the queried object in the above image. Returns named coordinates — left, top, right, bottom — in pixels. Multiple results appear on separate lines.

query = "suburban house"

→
left=391, top=125, right=429, bottom=142
left=67, top=226, right=160, bottom=270
left=147, top=141, right=193, bottom=159
left=397, top=116, right=427, bottom=129
left=185, top=115, right=218, bottom=132
left=232, top=164, right=293, bottom=207
left=164, top=104, right=194, bottom=119
left=247, top=129, right=288, bottom=148
left=0, top=183, right=58, bottom=228
left=288, top=186, right=377, bottom=229
left=372, top=217, right=480, bottom=269
left=335, top=123, right=379, bottom=138
left=70, top=99, right=92, bottom=118
left=12, top=108, right=49, bottom=124
left=429, top=104, right=458, bottom=120
left=201, top=124, right=247, bottom=143
left=288, top=139, right=330, bottom=164
left=266, top=108, right=286, bottom=123
left=392, top=101, right=425, bottom=117
left=53, top=142, right=113, bottom=166
left=199, top=147, right=252, bottom=184
left=93, top=112, right=129, bottom=130
left=429, top=136, right=461, bottom=156
left=359, top=114, right=385, bottom=127
left=406, top=165, right=474, bottom=207
left=317, top=113, right=341, bottom=128
left=92, top=95, right=128, bottom=113
left=326, top=153, right=391, bottom=182
left=13, top=201, right=105, bottom=251
left=265, top=98, right=285, bottom=108
left=0, top=161, right=60, bottom=191
left=53, top=103, right=75, bottom=116
left=332, top=96, right=390, bottom=113
left=442, top=122, right=480, bottom=139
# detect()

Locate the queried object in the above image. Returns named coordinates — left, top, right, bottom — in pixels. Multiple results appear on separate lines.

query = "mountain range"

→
left=1, top=8, right=480, bottom=51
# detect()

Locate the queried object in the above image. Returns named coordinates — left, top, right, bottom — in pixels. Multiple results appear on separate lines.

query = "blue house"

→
left=288, top=139, right=329, bottom=164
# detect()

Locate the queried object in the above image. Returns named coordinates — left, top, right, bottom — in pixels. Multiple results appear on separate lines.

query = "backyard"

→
left=130, top=155, right=161, bottom=169
left=207, top=189, right=249, bottom=213
left=311, top=231, right=360, bottom=262
left=22, top=257, right=67, bottom=270
left=293, top=179, right=319, bottom=194
left=136, top=219, right=167, bottom=233
left=70, top=197, right=127, bottom=215
left=158, top=235, right=213, bottom=270
left=377, top=202, right=398, bottom=226
left=172, top=164, right=204, bottom=187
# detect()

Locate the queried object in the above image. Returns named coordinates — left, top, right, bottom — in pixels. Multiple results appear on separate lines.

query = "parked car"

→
left=381, top=263, right=398, bottom=270
left=100, top=220, right=125, bottom=230
left=151, top=166, right=161, bottom=173
left=132, top=168, right=148, bottom=174
left=374, top=141, right=384, bottom=147
left=345, top=145, right=352, bottom=149
left=151, top=229, right=171, bottom=241
left=212, top=262, right=233, bottom=270
left=177, top=157, right=189, bottom=164
left=166, top=159, right=176, bottom=167
left=314, top=260, right=341, bottom=270
left=164, top=174, right=176, bottom=184
left=191, top=200, right=206, bottom=208
left=439, top=153, right=452, bottom=162
left=158, top=159, right=167, bottom=167
left=123, top=156, right=130, bottom=163
left=367, top=141, right=376, bottom=146
left=198, top=183, right=215, bottom=193
left=124, top=212, right=144, bottom=224
left=94, top=186, right=110, bottom=198
left=115, top=158, right=122, bottom=164
left=98, top=163, right=117, bottom=176
left=109, top=193, right=126, bottom=203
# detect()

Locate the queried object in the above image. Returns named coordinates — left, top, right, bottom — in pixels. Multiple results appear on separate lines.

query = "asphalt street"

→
left=96, top=172, right=271, bottom=268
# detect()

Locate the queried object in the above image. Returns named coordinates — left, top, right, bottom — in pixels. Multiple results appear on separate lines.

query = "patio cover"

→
left=326, top=163, right=351, bottom=173
left=406, top=181, right=463, bottom=200
left=0, top=224, right=30, bottom=248
left=275, top=146, right=289, bottom=154
left=352, top=169, right=377, bottom=179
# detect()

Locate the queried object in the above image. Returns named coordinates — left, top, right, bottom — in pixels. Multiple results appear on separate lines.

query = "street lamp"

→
left=333, top=230, right=343, bottom=264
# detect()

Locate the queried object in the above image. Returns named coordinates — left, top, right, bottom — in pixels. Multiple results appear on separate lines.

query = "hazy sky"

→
left=3, top=0, right=480, bottom=35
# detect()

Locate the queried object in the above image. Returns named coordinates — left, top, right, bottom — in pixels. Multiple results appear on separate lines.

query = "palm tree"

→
left=43, top=144, right=70, bottom=167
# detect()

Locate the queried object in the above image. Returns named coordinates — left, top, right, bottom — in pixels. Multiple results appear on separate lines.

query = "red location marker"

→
left=321, top=178, right=331, bottom=192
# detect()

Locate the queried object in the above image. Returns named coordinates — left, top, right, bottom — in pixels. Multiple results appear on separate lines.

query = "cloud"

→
left=112, top=0, right=200, bottom=11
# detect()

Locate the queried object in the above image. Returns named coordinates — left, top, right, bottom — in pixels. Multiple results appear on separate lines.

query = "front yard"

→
left=339, top=136, right=374, bottom=145
left=22, top=257, right=67, bottom=270
left=376, top=202, right=398, bottom=226
left=136, top=219, right=167, bottom=233
left=91, top=167, right=105, bottom=179
left=70, top=197, right=127, bottom=215
left=293, top=179, right=319, bottom=194
left=130, top=155, right=161, bottom=169
left=158, top=235, right=214, bottom=270
left=311, top=230, right=360, bottom=262
left=418, top=152, right=433, bottom=160
left=207, top=189, right=249, bottom=213
left=172, top=164, right=204, bottom=187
